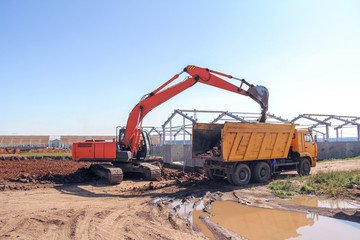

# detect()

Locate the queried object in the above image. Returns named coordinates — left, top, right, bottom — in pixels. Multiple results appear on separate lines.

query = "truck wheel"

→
left=232, top=164, right=251, bottom=186
left=253, top=161, right=271, bottom=183
left=297, top=158, right=311, bottom=176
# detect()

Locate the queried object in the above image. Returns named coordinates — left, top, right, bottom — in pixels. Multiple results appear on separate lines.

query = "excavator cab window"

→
left=117, top=128, right=126, bottom=152
left=138, top=134, right=144, bottom=151
left=136, top=130, right=151, bottom=160
left=119, top=128, right=125, bottom=142
left=142, top=130, right=151, bottom=156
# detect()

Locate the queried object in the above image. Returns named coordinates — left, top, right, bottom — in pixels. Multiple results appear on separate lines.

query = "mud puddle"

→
left=194, top=200, right=360, bottom=240
left=273, top=196, right=360, bottom=209
left=153, top=196, right=208, bottom=224
left=156, top=194, right=360, bottom=240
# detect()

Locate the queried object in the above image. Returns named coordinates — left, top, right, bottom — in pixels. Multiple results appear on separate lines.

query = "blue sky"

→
left=1, top=0, right=359, bottom=135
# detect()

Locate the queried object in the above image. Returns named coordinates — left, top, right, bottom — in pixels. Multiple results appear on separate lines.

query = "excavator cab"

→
left=136, top=130, right=151, bottom=160
left=117, top=127, right=126, bottom=150
left=116, top=127, right=151, bottom=160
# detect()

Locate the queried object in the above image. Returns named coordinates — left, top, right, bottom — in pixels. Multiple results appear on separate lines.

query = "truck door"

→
left=304, top=133, right=316, bottom=157
left=297, top=132, right=304, bottom=152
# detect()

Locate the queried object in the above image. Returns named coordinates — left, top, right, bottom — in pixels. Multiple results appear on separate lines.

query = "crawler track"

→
left=89, top=164, right=124, bottom=185
left=139, top=162, right=162, bottom=181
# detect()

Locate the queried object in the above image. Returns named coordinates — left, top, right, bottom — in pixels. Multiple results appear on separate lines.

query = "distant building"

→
left=0, top=135, right=49, bottom=148
left=49, top=139, right=61, bottom=148
left=60, top=136, right=115, bottom=148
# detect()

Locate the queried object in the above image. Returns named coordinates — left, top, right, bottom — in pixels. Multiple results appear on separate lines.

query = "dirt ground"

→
left=0, top=158, right=359, bottom=239
left=0, top=147, right=71, bottom=155
left=0, top=183, right=206, bottom=240
left=312, top=159, right=360, bottom=173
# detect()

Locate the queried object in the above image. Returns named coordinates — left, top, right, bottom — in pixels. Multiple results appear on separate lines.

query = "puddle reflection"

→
left=193, top=200, right=360, bottom=240
left=274, top=196, right=360, bottom=209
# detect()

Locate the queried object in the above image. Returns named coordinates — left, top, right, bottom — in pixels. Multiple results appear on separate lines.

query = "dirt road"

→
left=0, top=181, right=206, bottom=240
left=0, top=159, right=359, bottom=239
left=312, top=159, right=360, bottom=173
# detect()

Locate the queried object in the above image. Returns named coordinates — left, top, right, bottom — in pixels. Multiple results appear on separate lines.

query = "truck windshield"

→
left=305, top=134, right=313, bottom=142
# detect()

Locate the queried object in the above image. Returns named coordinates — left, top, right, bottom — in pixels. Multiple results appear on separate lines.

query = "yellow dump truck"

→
left=192, top=122, right=317, bottom=185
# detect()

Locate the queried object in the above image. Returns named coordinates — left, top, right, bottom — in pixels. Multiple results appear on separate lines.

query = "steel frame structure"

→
left=145, top=110, right=360, bottom=144
left=2, top=113, right=359, bottom=149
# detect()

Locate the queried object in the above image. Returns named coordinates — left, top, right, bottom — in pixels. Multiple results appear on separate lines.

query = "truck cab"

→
left=291, top=129, right=317, bottom=167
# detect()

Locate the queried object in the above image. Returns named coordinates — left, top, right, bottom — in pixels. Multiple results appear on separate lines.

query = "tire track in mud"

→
left=0, top=200, right=204, bottom=240
left=0, top=215, right=66, bottom=239
left=69, top=210, right=86, bottom=238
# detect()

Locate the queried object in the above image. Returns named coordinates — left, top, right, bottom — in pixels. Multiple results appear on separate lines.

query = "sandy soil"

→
left=312, top=159, right=360, bottom=173
left=0, top=158, right=359, bottom=239
left=0, top=182, right=206, bottom=240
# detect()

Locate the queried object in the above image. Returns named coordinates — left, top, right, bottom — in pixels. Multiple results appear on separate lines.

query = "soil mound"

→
left=11, top=167, right=98, bottom=184
left=161, top=168, right=206, bottom=186
left=0, top=157, right=208, bottom=191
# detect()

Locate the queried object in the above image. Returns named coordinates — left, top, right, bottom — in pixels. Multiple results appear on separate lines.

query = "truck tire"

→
left=253, top=161, right=271, bottom=183
left=297, top=158, right=311, bottom=176
left=232, top=163, right=251, bottom=186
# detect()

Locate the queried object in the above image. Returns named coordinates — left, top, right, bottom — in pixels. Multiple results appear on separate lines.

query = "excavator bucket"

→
left=248, top=85, right=269, bottom=109
left=247, top=85, right=269, bottom=122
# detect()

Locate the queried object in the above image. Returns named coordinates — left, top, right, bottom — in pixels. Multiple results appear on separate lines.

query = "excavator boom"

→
left=123, top=65, right=269, bottom=155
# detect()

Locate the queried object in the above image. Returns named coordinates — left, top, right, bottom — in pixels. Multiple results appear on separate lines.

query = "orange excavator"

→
left=72, top=65, right=269, bottom=184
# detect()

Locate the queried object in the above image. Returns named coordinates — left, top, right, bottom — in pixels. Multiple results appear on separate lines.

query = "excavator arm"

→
left=122, top=65, right=269, bottom=156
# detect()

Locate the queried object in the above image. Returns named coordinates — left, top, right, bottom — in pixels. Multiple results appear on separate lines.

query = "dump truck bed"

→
left=193, top=122, right=296, bottom=162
